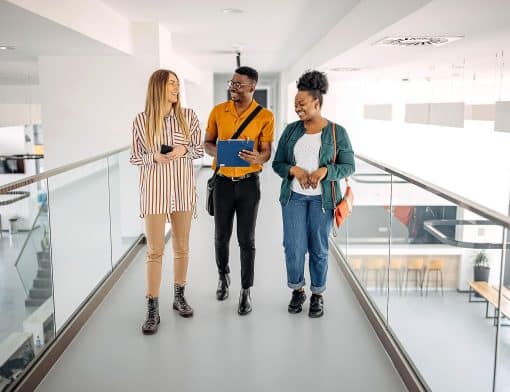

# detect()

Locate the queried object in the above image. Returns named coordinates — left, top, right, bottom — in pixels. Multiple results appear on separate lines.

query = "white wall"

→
left=38, top=23, right=160, bottom=170
left=0, top=104, right=41, bottom=127
left=0, top=85, right=41, bottom=127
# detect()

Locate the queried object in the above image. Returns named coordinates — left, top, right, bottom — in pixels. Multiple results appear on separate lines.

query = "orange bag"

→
left=331, top=123, right=353, bottom=228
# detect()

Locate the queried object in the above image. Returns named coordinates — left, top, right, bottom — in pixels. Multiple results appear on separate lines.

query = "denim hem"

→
left=310, top=284, right=326, bottom=294
left=288, top=280, right=306, bottom=290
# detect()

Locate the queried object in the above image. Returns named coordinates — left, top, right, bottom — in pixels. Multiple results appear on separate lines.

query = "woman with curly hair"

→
left=272, top=70, right=355, bottom=317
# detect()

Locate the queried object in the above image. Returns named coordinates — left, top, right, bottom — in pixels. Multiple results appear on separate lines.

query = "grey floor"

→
left=370, top=290, right=510, bottom=392
left=36, top=169, right=407, bottom=392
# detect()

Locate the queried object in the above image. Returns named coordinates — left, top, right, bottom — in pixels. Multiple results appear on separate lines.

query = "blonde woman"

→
left=130, top=69, right=203, bottom=334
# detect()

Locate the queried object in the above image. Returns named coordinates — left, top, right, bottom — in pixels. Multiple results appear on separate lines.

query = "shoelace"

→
left=145, top=306, right=158, bottom=327
left=176, top=296, right=191, bottom=310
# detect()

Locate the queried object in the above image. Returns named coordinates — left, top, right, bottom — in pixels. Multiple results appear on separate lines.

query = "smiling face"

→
left=166, top=73, right=180, bottom=104
left=294, top=90, right=320, bottom=121
left=228, top=73, right=255, bottom=102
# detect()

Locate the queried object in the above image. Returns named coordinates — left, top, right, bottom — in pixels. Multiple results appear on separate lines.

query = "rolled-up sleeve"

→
left=129, top=114, right=155, bottom=166
left=184, top=110, right=204, bottom=160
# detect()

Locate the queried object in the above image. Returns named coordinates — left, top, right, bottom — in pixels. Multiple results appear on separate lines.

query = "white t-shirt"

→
left=290, top=132, right=322, bottom=196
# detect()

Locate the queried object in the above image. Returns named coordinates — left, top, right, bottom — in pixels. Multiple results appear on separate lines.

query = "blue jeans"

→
left=281, top=192, right=333, bottom=294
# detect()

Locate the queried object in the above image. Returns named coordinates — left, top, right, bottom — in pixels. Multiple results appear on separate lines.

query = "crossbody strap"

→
left=331, top=123, right=337, bottom=203
left=213, top=104, right=263, bottom=175
left=330, top=122, right=350, bottom=203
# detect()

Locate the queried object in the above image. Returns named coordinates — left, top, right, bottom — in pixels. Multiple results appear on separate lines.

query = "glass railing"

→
left=0, top=146, right=142, bottom=391
left=331, top=155, right=510, bottom=392
left=14, top=206, right=50, bottom=303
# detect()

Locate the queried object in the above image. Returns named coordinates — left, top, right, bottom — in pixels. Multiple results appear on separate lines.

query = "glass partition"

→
left=495, top=227, right=510, bottom=392
left=0, top=148, right=142, bottom=391
left=107, top=151, right=143, bottom=266
left=330, top=156, right=510, bottom=392
left=0, top=180, right=55, bottom=391
left=333, top=158, right=392, bottom=322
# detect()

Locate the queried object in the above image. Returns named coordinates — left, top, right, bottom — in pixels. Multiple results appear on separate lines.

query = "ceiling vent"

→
left=373, top=36, right=463, bottom=47
left=329, top=66, right=362, bottom=72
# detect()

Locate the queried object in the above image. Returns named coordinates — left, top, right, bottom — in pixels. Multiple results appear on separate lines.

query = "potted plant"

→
left=473, top=250, right=490, bottom=282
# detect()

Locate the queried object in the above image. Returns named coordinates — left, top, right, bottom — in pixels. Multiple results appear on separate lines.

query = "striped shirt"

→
left=129, top=108, right=204, bottom=219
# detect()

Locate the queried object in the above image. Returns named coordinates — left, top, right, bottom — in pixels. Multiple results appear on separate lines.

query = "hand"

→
left=153, top=152, right=172, bottom=164
left=309, top=167, right=328, bottom=189
left=290, top=166, right=310, bottom=189
left=166, top=145, right=187, bottom=160
left=239, top=149, right=262, bottom=165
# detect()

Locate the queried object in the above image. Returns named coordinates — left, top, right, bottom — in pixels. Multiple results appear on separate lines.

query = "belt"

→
left=217, top=171, right=260, bottom=182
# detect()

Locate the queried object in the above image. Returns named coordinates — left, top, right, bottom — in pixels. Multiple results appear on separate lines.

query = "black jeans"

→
left=213, top=174, right=261, bottom=289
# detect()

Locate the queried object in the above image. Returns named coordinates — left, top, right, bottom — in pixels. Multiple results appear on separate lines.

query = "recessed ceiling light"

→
left=0, top=45, right=15, bottom=50
left=222, top=8, right=243, bottom=14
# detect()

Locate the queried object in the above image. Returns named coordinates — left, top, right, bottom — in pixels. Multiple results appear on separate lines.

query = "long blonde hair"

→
left=144, top=69, right=190, bottom=148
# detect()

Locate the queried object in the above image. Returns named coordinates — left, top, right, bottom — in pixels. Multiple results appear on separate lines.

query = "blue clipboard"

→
left=217, top=139, right=255, bottom=167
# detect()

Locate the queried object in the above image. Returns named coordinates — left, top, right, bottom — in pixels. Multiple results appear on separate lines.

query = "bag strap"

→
left=330, top=122, right=350, bottom=200
left=331, top=123, right=337, bottom=204
left=214, top=104, right=263, bottom=175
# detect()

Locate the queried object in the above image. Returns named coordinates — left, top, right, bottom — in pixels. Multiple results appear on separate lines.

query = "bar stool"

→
left=382, top=257, right=404, bottom=295
left=348, top=258, right=363, bottom=281
left=424, top=259, right=444, bottom=296
left=405, top=258, right=425, bottom=295
left=363, top=257, right=385, bottom=292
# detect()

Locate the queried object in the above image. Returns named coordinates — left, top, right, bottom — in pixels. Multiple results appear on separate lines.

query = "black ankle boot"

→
left=142, top=296, right=160, bottom=334
left=309, top=294, right=324, bottom=318
left=238, top=288, right=252, bottom=315
left=216, top=274, right=230, bottom=301
left=173, top=284, right=194, bottom=317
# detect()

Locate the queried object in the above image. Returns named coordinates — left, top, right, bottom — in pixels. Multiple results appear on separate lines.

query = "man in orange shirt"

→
left=204, top=66, right=274, bottom=315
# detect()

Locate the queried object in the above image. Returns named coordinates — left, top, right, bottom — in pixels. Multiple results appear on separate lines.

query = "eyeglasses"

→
left=228, top=80, right=252, bottom=89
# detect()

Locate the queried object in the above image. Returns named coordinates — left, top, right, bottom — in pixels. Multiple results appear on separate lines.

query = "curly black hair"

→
left=296, top=70, right=329, bottom=107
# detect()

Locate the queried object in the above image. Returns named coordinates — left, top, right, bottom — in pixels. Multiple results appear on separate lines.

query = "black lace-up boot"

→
left=173, top=284, right=194, bottom=318
left=142, top=296, right=160, bottom=335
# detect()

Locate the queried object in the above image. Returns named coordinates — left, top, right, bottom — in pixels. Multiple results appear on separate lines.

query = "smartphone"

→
left=160, top=144, right=173, bottom=154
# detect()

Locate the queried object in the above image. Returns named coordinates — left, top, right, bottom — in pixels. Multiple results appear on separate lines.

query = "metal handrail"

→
left=0, top=146, right=129, bottom=193
left=355, top=153, right=510, bottom=229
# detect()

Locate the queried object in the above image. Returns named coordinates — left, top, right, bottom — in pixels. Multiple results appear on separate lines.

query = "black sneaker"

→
left=288, top=289, right=306, bottom=314
left=309, top=294, right=324, bottom=318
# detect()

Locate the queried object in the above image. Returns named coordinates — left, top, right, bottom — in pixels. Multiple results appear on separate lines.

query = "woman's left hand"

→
left=167, top=145, right=188, bottom=160
left=309, top=167, right=328, bottom=189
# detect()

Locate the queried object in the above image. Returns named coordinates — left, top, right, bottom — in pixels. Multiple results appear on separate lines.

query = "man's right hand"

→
left=290, top=166, right=310, bottom=189
left=153, top=152, right=172, bottom=164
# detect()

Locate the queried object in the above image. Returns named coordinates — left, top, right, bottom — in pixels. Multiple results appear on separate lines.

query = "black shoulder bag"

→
left=206, top=105, right=263, bottom=216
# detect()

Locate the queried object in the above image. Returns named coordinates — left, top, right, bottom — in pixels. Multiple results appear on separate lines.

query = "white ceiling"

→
left=324, top=0, right=510, bottom=82
left=101, top=0, right=359, bottom=72
left=0, top=0, right=125, bottom=84
left=2, top=0, right=510, bottom=85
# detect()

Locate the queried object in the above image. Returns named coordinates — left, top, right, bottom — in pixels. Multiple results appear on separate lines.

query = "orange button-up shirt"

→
left=206, top=99, right=274, bottom=177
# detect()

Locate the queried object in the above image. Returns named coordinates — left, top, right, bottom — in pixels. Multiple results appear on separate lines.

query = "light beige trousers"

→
left=144, top=212, right=192, bottom=297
